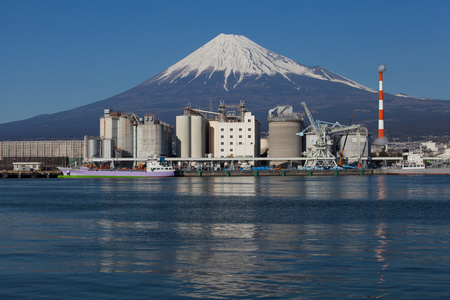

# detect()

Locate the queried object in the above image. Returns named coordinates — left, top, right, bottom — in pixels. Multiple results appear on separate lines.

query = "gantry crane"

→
left=297, top=102, right=362, bottom=169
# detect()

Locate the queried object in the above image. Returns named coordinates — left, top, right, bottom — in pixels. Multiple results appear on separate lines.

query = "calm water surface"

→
left=0, top=175, right=449, bottom=299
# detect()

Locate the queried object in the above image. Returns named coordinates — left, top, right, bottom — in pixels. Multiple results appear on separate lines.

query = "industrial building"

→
left=0, top=140, right=84, bottom=170
left=298, top=102, right=371, bottom=168
left=176, top=101, right=261, bottom=160
left=89, top=109, right=173, bottom=161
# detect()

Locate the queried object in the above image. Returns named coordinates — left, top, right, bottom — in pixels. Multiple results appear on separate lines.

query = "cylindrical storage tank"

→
left=100, top=116, right=117, bottom=139
left=203, top=119, right=209, bottom=156
left=191, top=116, right=204, bottom=158
left=102, top=139, right=114, bottom=159
left=86, top=138, right=100, bottom=159
left=268, top=121, right=302, bottom=158
left=176, top=116, right=191, bottom=158
left=117, top=116, right=133, bottom=157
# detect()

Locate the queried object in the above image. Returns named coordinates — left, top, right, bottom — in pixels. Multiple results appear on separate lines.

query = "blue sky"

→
left=1, top=0, right=449, bottom=124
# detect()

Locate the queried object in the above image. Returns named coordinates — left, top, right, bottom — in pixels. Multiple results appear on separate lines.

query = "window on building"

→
left=221, top=142, right=224, bottom=145
left=230, top=149, right=233, bottom=152
left=248, top=128, right=251, bottom=131
left=221, top=128, right=224, bottom=131
left=247, top=119, right=251, bottom=122
left=230, top=135, right=233, bottom=138
left=230, top=142, right=233, bottom=145
left=239, top=128, right=242, bottom=131
left=238, top=142, right=243, bottom=145
left=221, top=149, right=224, bottom=152
left=239, top=135, right=242, bottom=138
left=248, top=135, right=251, bottom=138
left=221, top=135, right=224, bottom=138
left=230, top=128, right=233, bottom=131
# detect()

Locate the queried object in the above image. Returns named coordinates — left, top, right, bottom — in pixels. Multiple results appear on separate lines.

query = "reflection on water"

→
left=174, top=176, right=385, bottom=200
left=1, top=176, right=450, bottom=299
left=377, top=176, right=387, bottom=200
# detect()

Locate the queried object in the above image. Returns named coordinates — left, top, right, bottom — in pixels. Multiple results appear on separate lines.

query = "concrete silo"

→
left=116, top=115, right=134, bottom=157
left=137, top=115, right=173, bottom=158
left=268, top=106, right=304, bottom=158
left=85, top=136, right=101, bottom=159
left=176, top=115, right=191, bottom=158
left=102, top=139, right=114, bottom=159
left=191, top=115, right=204, bottom=158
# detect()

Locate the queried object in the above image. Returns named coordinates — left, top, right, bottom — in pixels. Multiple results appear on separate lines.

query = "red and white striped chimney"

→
left=378, top=64, right=386, bottom=139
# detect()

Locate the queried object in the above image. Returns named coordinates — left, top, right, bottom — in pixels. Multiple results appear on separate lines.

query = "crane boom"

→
left=301, top=102, right=321, bottom=137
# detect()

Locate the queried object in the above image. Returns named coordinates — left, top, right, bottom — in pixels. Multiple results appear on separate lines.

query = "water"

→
left=1, top=175, right=450, bottom=299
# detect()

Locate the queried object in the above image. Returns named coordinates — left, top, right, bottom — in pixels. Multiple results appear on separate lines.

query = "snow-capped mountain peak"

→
left=154, top=33, right=372, bottom=92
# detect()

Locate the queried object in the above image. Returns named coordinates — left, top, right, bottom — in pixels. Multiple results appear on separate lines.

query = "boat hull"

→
left=57, top=167, right=174, bottom=178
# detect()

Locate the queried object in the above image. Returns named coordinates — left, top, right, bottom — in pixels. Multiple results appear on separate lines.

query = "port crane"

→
left=297, top=102, right=362, bottom=169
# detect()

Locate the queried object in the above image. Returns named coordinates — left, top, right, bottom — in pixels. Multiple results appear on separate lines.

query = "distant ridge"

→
left=1, top=33, right=449, bottom=140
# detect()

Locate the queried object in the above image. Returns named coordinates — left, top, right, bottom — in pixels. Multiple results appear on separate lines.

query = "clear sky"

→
left=1, top=0, right=449, bottom=124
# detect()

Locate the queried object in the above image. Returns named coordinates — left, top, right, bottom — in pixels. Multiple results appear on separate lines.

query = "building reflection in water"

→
left=93, top=218, right=398, bottom=298
left=91, top=176, right=398, bottom=298
left=374, top=176, right=390, bottom=298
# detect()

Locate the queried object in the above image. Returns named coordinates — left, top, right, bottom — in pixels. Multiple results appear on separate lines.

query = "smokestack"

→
left=378, top=64, right=386, bottom=139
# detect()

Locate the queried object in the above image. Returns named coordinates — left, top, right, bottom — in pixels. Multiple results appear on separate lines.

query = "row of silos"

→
left=100, top=111, right=134, bottom=157
left=137, top=115, right=173, bottom=158
left=98, top=110, right=173, bottom=159
left=85, top=136, right=114, bottom=159
left=176, top=115, right=208, bottom=158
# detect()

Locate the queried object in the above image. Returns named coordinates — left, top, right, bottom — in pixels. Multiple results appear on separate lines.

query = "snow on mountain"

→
left=154, top=33, right=373, bottom=92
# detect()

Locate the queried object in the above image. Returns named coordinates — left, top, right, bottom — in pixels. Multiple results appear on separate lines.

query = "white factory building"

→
left=176, top=101, right=261, bottom=159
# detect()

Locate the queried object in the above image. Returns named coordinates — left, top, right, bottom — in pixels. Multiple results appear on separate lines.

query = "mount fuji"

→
left=1, top=33, right=449, bottom=140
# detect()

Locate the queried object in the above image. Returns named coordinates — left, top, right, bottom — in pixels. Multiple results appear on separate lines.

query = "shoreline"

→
left=2, top=168, right=450, bottom=178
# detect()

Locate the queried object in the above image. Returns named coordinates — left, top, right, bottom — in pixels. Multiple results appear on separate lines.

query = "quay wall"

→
left=179, top=169, right=375, bottom=177
left=3, top=169, right=443, bottom=178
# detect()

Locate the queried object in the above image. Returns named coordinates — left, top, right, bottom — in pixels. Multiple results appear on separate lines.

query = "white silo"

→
left=85, top=136, right=101, bottom=159
left=102, top=138, right=114, bottom=159
left=100, top=115, right=117, bottom=140
left=117, top=116, right=134, bottom=157
left=176, top=115, right=191, bottom=158
left=191, top=115, right=204, bottom=158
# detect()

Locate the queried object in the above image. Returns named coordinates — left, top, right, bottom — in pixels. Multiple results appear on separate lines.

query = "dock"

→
left=179, top=169, right=376, bottom=177
left=1, top=168, right=445, bottom=178
left=1, top=171, right=62, bottom=178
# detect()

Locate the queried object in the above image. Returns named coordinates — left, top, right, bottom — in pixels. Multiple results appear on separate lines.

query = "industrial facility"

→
left=0, top=102, right=372, bottom=171
left=176, top=100, right=261, bottom=162
left=0, top=140, right=84, bottom=170
left=87, top=109, right=173, bottom=162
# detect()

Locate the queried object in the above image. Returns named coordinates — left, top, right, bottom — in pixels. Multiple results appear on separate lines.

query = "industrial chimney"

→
left=378, top=64, right=386, bottom=139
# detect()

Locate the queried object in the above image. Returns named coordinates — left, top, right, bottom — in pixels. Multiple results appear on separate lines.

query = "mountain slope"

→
left=0, top=33, right=449, bottom=140
left=151, top=34, right=373, bottom=92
